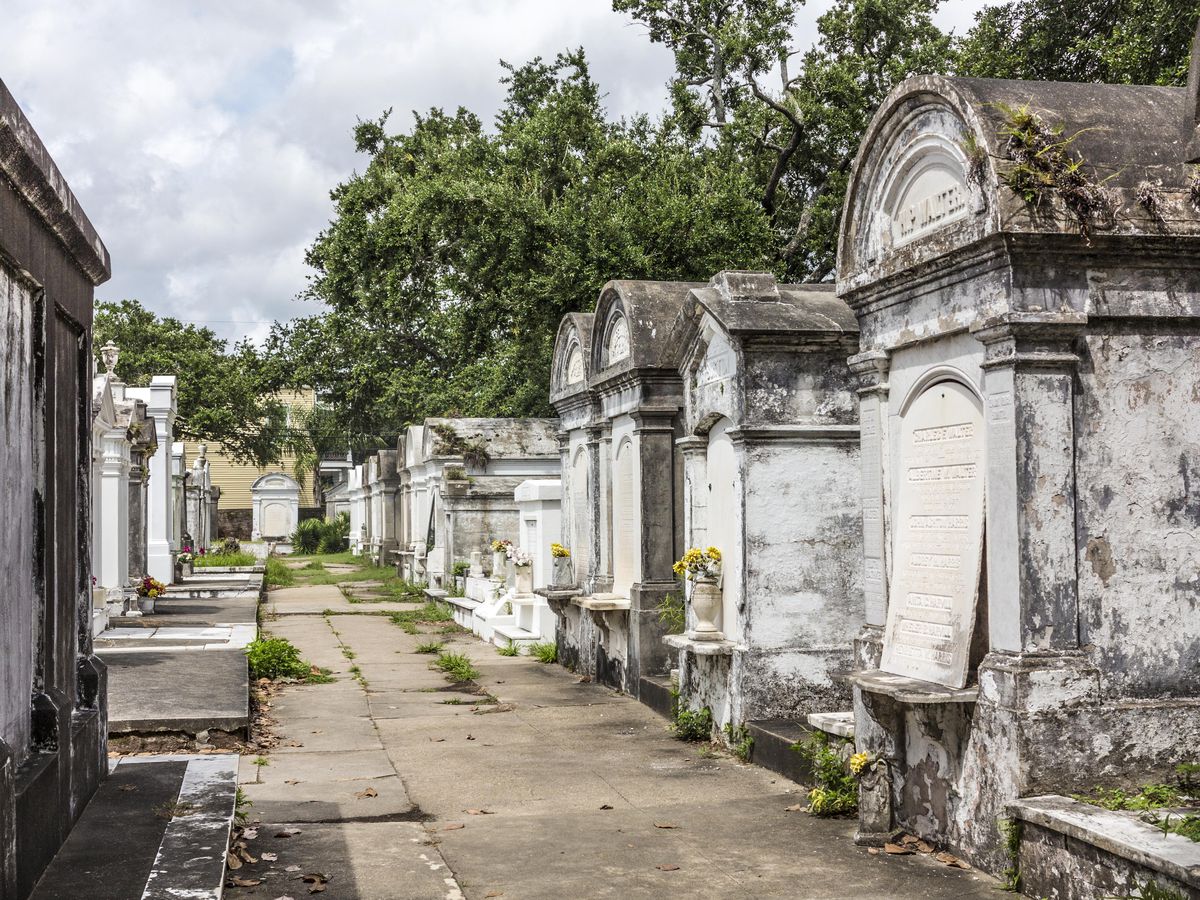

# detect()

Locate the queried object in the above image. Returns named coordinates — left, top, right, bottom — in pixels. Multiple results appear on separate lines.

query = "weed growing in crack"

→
left=415, top=641, right=446, bottom=654
left=723, top=723, right=754, bottom=761
left=528, top=642, right=557, bottom=664
left=434, top=651, right=480, bottom=683
left=497, top=641, right=520, bottom=657
left=671, top=706, right=713, bottom=742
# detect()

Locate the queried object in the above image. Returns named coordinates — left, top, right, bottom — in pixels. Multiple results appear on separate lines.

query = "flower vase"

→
left=514, top=565, right=533, bottom=595
left=180, top=561, right=193, bottom=577
left=491, top=551, right=507, bottom=579
left=688, top=577, right=723, bottom=641
left=552, top=556, right=573, bottom=588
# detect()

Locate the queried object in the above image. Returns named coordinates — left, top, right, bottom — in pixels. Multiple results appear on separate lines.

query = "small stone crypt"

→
left=666, top=271, right=863, bottom=738
left=838, top=60, right=1200, bottom=886
left=543, top=282, right=693, bottom=696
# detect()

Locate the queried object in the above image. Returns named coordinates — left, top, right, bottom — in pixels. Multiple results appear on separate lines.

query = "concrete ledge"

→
left=850, top=669, right=978, bottom=705
left=1009, top=794, right=1200, bottom=891
left=443, top=595, right=481, bottom=611
left=807, top=711, right=855, bottom=739
left=494, top=624, right=539, bottom=643
left=572, top=594, right=631, bottom=612
left=664, top=634, right=738, bottom=656
left=747, top=719, right=814, bottom=786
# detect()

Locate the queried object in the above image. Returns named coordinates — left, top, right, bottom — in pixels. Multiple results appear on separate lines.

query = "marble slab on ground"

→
left=105, top=648, right=250, bottom=733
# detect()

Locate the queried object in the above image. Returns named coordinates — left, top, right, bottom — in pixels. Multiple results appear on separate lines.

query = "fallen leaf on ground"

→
left=653, top=823, right=678, bottom=829
left=242, top=828, right=258, bottom=840
left=599, top=804, right=613, bottom=810
left=916, top=840, right=934, bottom=853
left=465, top=734, right=475, bottom=741
left=430, top=738, right=445, bottom=743
left=118, top=785, right=137, bottom=792
left=272, top=896, right=295, bottom=900
left=276, top=828, right=301, bottom=838
left=228, top=876, right=262, bottom=887
left=261, top=852, right=278, bottom=861
left=302, top=873, right=328, bottom=893
left=784, top=804, right=805, bottom=812
left=442, top=823, right=465, bottom=831
left=354, top=787, right=379, bottom=799
left=310, top=730, right=324, bottom=735
left=575, top=675, right=591, bottom=683
left=464, top=808, right=494, bottom=815
left=934, top=851, right=969, bottom=869
left=485, top=892, right=504, bottom=898
left=883, top=843, right=914, bottom=855
left=237, top=847, right=258, bottom=864
left=655, top=864, right=680, bottom=872
left=226, top=852, right=243, bottom=870
left=285, top=865, right=301, bottom=872
left=285, top=779, right=302, bottom=785
left=867, top=848, right=880, bottom=855
left=900, top=834, right=919, bottom=846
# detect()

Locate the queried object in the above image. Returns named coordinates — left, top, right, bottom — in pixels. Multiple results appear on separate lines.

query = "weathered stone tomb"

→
left=0, top=76, right=111, bottom=898
left=545, top=282, right=691, bottom=695
left=838, top=69, right=1200, bottom=875
left=251, top=471, right=301, bottom=542
left=666, top=271, right=862, bottom=735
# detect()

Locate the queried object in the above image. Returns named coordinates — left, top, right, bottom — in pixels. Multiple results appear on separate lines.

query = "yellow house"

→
left=184, top=389, right=321, bottom=538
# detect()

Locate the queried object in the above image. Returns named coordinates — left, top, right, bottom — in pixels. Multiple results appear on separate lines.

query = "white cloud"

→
left=3, top=0, right=996, bottom=344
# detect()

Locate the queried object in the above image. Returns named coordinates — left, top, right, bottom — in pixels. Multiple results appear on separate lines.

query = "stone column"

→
left=127, top=454, right=147, bottom=581
left=208, top=486, right=221, bottom=544
left=143, top=378, right=177, bottom=582
left=628, top=412, right=678, bottom=688
left=848, top=350, right=891, bottom=668
left=589, top=427, right=611, bottom=593
left=96, top=428, right=131, bottom=594
left=972, top=311, right=1087, bottom=653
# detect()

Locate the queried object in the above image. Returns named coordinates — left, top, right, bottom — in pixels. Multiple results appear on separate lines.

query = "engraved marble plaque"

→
left=881, top=380, right=985, bottom=688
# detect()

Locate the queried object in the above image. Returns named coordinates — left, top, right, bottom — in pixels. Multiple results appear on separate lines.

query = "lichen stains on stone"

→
left=1164, top=453, right=1200, bottom=526
left=1085, top=536, right=1116, bottom=586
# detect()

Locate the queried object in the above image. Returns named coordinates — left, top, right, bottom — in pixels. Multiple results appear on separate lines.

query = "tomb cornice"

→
left=674, top=435, right=706, bottom=456
left=848, top=350, right=891, bottom=396
left=630, top=411, right=677, bottom=434
left=971, top=311, right=1088, bottom=372
left=726, top=424, right=861, bottom=446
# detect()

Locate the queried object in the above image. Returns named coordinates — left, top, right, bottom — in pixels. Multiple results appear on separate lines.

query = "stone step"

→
left=30, top=754, right=238, bottom=900
left=493, top=624, right=539, bottom=645
left=746, top=719, right=814, bottom=786
left=1008, top=794, right=1200, bottom=899
left=637, top=675, right=674, bottom=720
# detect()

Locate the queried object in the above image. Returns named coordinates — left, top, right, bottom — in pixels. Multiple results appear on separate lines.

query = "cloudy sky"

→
left=6, top=0, right=994, bottom=345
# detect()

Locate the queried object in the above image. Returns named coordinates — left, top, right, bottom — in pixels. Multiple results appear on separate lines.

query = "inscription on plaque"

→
left=881, top=379, right=985, bottom=688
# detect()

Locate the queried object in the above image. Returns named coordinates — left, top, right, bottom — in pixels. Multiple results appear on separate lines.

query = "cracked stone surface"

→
left=226, top=582, right=1002, bottom=899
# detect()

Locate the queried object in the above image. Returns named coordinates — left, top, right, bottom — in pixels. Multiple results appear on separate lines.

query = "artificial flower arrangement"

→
left=178, top=546, right=195, bottom=564
left=491, top=539, right=512, bottom=553
left=137, top=575, right=167, bottom=598
left=550, top=543, right=571, bottom=559
left=507, top=546, right=533, bottom=568
left=672, top=546, right=722, bottom=581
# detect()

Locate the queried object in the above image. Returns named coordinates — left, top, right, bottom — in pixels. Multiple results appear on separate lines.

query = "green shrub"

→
left=265, top=557, right=294, bottom=587
left=317, top=513, right=351, bottom=554
left=434, top=651, right=480, bottom=682
left=792, top=733, right=857, bottom=816
left=291, top=518, right=324, bottom=554
left=246, top=637, right=310, bottom=680
left=497, top=641, right=520, bottom=657
left=216, top=537, right=241, bottom=555
left=672, top=705, right=713, bottom=742
left=657, top=592, right=685, bottom=635
left=1073, top=783, right=1182, bottom=811
left=724, top=723, right=754, bottom=761
left=528, top=641, right=557, bottom=664
left=451, top=561, right=471, bottom=578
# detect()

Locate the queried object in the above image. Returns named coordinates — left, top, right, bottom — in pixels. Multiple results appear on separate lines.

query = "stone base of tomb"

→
left=5, top=664, right=109, bottom=898
left=852, top=650, right=1200, bottom=877
left=667, top=636, right=855, bottom=742
left=1006, top=795, right=1200, bottom=900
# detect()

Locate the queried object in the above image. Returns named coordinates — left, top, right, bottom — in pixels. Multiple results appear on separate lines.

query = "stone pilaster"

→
left=589, top=427, right=612, bottom=594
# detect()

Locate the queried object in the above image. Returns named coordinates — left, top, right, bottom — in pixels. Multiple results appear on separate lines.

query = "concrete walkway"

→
left=229, top=585, right=1001, bottom=899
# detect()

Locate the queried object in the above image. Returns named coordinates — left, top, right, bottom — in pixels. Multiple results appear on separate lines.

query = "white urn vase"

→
left=491, top=551, right=507, bottom=579
left=688, top=577, right=723, bottom=641
left=514, top=565, right=534, bottom=595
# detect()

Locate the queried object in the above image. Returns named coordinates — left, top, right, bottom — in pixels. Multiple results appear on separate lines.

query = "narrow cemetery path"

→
left=230, top=578, right=1001, bottom=900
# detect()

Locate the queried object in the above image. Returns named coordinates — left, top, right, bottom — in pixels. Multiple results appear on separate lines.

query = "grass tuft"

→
left=415, top=641, right=445, bottom=654
left=434, top=651, right=480, bottom=683
left=528, top=641, right=557, bottom=664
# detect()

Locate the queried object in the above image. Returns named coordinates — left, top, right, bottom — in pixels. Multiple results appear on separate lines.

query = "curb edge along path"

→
left=235, top=581, right=1000, bottom=899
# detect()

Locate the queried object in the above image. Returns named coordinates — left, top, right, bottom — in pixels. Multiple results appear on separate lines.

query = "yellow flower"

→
left=706, top=546, right=722, bottom=561
left=849, top=752, right=870, bottom=776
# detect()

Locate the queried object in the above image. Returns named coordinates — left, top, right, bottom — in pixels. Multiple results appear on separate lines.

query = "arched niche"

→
left=611, top=438, right=637, bottom=596
left=882, top=378, right=986, bottom=689
left=570, top=446, right=591, bottom=582
left=704, top=417, right=739, bottom=638
left=602, top=311, right=630, bottom=368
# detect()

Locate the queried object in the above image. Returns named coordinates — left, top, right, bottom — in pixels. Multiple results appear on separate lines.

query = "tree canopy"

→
left=122, top=0, right=1200, bottom=456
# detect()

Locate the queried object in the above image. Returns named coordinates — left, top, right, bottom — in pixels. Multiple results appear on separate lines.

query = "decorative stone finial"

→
left=100, top=341, right=119, bottom=376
